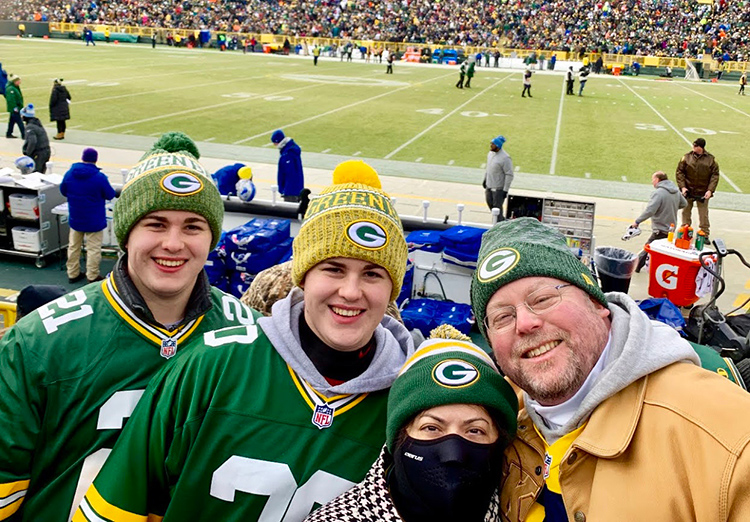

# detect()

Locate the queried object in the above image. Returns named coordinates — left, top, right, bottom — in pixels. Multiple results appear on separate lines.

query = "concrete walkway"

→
left=2, top=135, right=748, bottom=314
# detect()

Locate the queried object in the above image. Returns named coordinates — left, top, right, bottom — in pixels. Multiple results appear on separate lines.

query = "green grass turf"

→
left=4, top=37, right=748, bottom=192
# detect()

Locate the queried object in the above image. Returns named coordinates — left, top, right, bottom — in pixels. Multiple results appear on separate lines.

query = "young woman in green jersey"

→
left=305, top=337, right=518, bottom=522
left=77, top=160, right=416, bottom=521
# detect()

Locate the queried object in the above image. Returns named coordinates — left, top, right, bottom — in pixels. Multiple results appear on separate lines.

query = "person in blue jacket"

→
left=211, top=162, right=245, bottom=195
left=0, top=63, right=7, bottom=97
left=271, top=129, right=304, bottom=202
left=60, top=148, right=117, bottom=283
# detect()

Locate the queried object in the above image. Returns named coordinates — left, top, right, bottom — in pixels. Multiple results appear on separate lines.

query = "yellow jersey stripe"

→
left=0, top=479, right=28, bottom=519
left=81, top=485, right=148, bottom=522
left=0, top=479, right=29, bottom=500
left=102, top=282, right=163, bottom=345
left=102, top=279, right=204, bottom=346
left=333, top=392, right=369, bottom=415
left=288, top=364, right=316, bottom=410
left=0, top=499, right=24, bottom=520
left=309, top=385, right=349, bottom=402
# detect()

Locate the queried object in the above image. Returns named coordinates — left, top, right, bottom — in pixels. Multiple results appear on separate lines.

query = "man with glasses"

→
left=471, top=217, right=750, bottom=522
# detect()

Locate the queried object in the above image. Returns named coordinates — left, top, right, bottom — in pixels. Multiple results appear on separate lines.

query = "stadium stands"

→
left=3, top=0, right=749, bottom=60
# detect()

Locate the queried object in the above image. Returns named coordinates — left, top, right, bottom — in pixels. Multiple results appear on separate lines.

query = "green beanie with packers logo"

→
left=385, top=338, right=518, bottom=452
left=114, top=132, right=223, bottom=250
left=291, top=160, right=408, bottom=301
left=471, top=217, right=607, bottom=339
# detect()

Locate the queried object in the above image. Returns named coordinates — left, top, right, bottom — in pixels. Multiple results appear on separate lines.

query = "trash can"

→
left=644, top=239, right=714, bottom=307
left=594, top=246, right=638, bottom=293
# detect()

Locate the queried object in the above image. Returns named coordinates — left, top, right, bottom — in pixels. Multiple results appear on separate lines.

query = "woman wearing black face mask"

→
left=305, top=338, right=518, bottom=522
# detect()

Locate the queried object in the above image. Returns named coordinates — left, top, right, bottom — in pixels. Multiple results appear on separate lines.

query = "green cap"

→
left=114, top=132, right=223, bottom=250
left=471, top=217, right=606, bottom=339
left=386, top=339, right=518, bottom=452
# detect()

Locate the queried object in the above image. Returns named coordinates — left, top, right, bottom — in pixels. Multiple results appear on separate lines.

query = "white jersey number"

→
left=38, top=290, right=94, bottom=334
left=211, top=457, right=354, bottom=521
left=221, top=295, right=256, bottom=325
left=67, top=390, right=144, bottom=521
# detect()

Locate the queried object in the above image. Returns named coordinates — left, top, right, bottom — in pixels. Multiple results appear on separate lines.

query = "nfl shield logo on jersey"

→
left=312, top=404, right=335, bottom=429
left=160, top=338, right=178, bottom=359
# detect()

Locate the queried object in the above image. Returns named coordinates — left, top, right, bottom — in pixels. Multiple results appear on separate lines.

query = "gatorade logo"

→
left=346, top=221, right=388, bottom=250
left=477, top=248, right=520, bottom=282
left=432, top=360, right=479, bottom=388
left=160, top=172, right=203, bottom=196
left=655, top=263, right=679, bottom=290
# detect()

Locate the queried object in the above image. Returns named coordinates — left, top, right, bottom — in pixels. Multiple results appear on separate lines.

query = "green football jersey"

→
left=0, top=277, right=258, bottom=522
left=78, top=324, right=389, bottom=522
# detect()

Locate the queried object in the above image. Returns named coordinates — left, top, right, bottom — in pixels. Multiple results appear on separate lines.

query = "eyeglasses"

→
left=483, top=284, right=573, bottom=333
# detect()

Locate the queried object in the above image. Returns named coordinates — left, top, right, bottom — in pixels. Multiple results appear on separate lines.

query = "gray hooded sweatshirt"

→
left=527, top=292, right=700, bottom=444
left=258, top=287, right=415, bottom=397
left=635, top=179, right=687, bottom=233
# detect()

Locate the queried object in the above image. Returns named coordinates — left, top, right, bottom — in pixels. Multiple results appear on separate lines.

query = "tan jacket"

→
left=676, top=150, right=720, bottom=197
left=500, top=363, right=750, bottom=522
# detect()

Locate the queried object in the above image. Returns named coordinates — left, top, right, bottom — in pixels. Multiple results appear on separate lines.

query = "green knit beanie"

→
left=386, top=339, right=518, bottom=452
left=471, top=217, right=606, bottom=339
left=114, top=132, right=223, bottom=250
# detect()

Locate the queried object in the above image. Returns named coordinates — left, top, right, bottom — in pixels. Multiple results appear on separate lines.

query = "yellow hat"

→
left=238, top=166, right=253, bottom=180
left=292, top=160, right=407, bottom=300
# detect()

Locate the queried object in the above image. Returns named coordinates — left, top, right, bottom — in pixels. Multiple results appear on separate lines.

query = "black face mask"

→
left=388, top=434, right=501, bottom=522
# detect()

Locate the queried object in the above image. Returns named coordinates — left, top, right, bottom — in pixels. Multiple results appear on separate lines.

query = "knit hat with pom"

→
left=114, top=131, right=223, bottom=250
left=291, top=159, right=407, bottom=300
left=386, top=337, right=518, bottom=452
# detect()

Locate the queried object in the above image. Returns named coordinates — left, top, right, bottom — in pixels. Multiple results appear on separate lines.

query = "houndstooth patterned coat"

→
left=304, top=447, right=502, bottom=522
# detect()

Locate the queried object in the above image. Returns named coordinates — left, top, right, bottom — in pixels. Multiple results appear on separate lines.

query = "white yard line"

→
left=233, top=71, right=456, bottom=144
left=618, top=78, right=742, bottom=193
left=549, top=79, right=567, bottom=175
left=97, top=84, right=318, bottom=132
left=35, top=72, right=264, bottom=112
left=677, top=83, right=750, bottom=119
left=385, top=74, right=512, bottom=159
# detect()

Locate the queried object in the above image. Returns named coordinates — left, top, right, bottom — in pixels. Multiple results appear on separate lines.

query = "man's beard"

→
left=504, top=324, right=607, bottom=405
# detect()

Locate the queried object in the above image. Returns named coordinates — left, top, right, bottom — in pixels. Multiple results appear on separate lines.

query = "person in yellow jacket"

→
left=471, top=218, right=750, bottom=522
left=313, top=45, right=321, bottom=66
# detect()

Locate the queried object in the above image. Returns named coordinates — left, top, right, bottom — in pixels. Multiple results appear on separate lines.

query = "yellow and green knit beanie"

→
left=114, top=132, right=223, bottom=250
left=471, top=217, right=607, bottom=338
left=386, top=338, right=518, bottom=452
left=291, top=160, right=407, bottom=301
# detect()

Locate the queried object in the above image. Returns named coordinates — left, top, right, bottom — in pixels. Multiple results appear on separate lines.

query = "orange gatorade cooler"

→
left=644, top=238, right=708, bottom=307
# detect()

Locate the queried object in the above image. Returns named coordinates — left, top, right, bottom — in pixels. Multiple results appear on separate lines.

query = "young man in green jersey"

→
left=0, top=132, right=257, bottom=521
left=77, top=160, right=415, bottom=521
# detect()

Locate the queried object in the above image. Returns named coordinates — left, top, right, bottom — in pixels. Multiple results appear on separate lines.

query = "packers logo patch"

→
left=581, top=272, right=595, bottom=286
left=432, top=360, right=479, bottom=388
left=160, top=172, right=203, bottom=196
left=346, top=220, right=388, bottom=250
left=477, top=248, right=520, bottom=282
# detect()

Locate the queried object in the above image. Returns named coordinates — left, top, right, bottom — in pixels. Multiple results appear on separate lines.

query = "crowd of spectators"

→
left=4, top=0, right=750, bottom=59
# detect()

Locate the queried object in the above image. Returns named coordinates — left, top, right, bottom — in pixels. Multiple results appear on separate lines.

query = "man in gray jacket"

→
left=483, top=134, right=514, bottom=218
left=632, top=170, right=687, bottom=272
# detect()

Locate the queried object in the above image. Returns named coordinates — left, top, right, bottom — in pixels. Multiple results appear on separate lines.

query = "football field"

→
left=4, top=37, right=748, bottom=194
